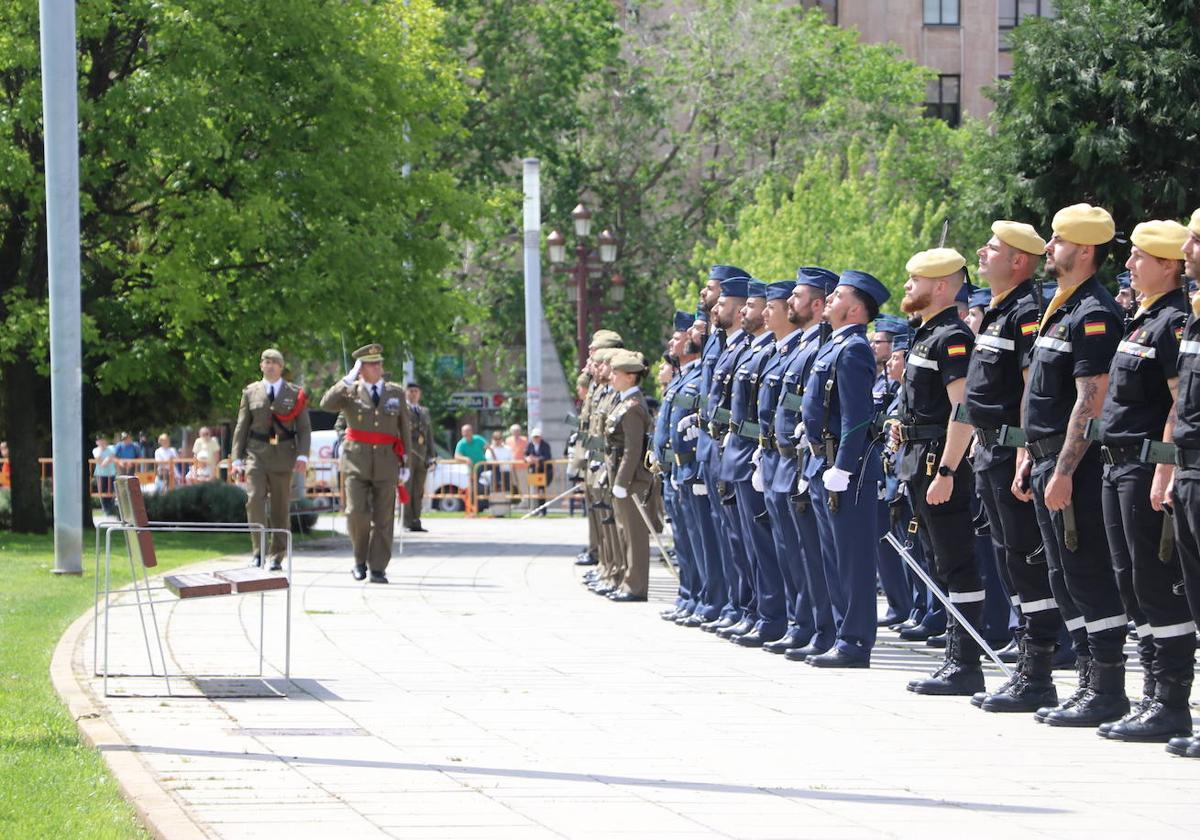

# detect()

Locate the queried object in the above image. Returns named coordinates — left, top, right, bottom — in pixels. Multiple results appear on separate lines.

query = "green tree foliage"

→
left=954, top=0, right=1200, bottom=237
left=0, top=0, right=477, bottom=530
left=695, top=135, right=950, bottom=313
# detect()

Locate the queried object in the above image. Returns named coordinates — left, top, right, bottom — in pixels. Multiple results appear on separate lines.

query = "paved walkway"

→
left=58, top=517, right=1200, bottom=840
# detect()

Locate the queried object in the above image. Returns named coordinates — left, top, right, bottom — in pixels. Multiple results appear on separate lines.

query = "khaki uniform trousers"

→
left=613, top=491, right=649, bottom=597
left=347, top=475, right=397, bottom=571
left=246, top=466, right=292, bottom=562
left=404, top=461, right=427, bottom=528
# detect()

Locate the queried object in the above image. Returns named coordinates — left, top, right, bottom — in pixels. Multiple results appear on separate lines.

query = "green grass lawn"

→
left=0, top=529, right=247, bottom=839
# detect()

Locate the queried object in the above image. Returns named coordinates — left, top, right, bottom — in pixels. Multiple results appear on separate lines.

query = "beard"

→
left=684, top=339, right=703, bottom=355
left=786, top=306, right=801, bottom=326
left=900, top=288, right=932, bottom=315
left=741, top=313, right=765, bottom=333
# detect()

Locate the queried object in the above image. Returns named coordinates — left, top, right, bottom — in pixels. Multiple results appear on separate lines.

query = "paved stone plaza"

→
left=56, top=517, right=1200, bottom=839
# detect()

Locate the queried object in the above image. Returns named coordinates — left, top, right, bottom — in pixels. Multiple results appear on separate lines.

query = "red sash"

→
left=344, top=428, right=410, bottom=504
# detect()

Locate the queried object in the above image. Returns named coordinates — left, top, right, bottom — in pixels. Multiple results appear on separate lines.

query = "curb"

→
left=50, top=594, right=212, bottom=840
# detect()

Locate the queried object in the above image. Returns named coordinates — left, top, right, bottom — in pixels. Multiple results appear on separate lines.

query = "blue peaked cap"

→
left=955, top=278, right=975, bottom=305
left=720, top=277, right=749, bottom=298
left=710, top=264, right=750, bottom=281
left=892, top=332, right=911, bottom=353
left=1116, top=270, right=1131, bottom=290
left=872, top=314, right=907, bottom=335
left=746, top=279, right=768, bottom=299
left=839, top=269, right=890, bottom=307
left=765, top=280, right=796, bottom=301
left=673, top=310, right=695, bottom=331
left=796, top=266, right=838, bottom=295
left=968, top=288, right=991, bottom=309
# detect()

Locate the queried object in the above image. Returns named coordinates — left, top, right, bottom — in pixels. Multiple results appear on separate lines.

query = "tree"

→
left=0, top=0, right=478, bottom=530
left=954, top=0, right=1200, bottom=239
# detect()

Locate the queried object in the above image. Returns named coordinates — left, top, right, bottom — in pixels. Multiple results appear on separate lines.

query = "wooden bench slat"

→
left=164, top=573, right=233, bottom=599
left=214, top=568, right=290, bottom=593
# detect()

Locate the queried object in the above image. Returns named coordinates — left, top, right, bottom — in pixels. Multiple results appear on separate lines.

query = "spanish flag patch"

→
left=1177, top=326, right=1185, bottom=341
left=947, top=344, right=967, bottom=357
left=1083, top=321, right=1107, bottom=336
left=1019, top=321, right=1038, bottom=336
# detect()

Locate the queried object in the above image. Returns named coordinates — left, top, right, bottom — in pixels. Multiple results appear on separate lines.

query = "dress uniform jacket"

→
left=319, top=379, right=412, bottom=480
left=695, top=330, right=727, bottom=470
left=668, top=362, right=705, bottom=484
left=770, top=324, right=824, bottom=495
left=756, top=328, right=805, bottom=489
left=802, top=324, right=878, bottom=482
left=719, top=331, right=776, bottom=483
left=605, top=390, right=653, bottom=494
left=232, top=381, right=312, bottom=471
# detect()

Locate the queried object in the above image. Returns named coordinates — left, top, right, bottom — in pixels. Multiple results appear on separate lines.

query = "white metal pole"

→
left=39, top=0, right=84, bottom=575
left=522, top=159, right=543, bottom=435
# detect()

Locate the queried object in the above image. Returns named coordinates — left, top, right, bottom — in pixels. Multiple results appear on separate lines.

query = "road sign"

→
left=449, top=391, right=510, bottom=411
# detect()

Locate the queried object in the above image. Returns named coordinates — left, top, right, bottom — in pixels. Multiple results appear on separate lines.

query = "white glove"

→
left=823, top=467, right=851, bottom=493
left=793, top=422, right=804, bottom=440
left=752, top=446, right=763, bottom=467
left=398, top=467, right=411, bottom=483
left=722, top=432, right=732, bottom=448
left=676, top=414, right=698, bottom=433
left=670, top=475, right=679, bottom=490
left=683, top=424, right=700, bottom=442
left=231, top=459, right=244, bottom=471
left=648, top=450, right=658, bottom=466
left=692, top=482, right=708, bottom=496
left=797, top=479, right=809, bottom=495
left=751, top=467, right=764, bottom=493
left=612, top=485, right=628, bottom=499
left=343, top=359, right=362, bottom=385
left=799, top=432, right=810, bottom=450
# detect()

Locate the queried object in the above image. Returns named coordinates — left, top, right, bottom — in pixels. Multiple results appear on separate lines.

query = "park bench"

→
left=93, top=476, right=292, bottom=697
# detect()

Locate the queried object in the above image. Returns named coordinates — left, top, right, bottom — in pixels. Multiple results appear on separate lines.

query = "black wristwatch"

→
left=937, top=464, right=955, bottom=477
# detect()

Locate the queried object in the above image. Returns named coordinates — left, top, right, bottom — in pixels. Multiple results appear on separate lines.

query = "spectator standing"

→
left=191, top=426, right=221, bottom=482
left=525, top=427, right=554, bottom=515
left=93, top=435, right=119, bottom=515
left=454, top=424, right=488, bottom=506
left=153, top=433, right=179, bottom=493
left=487, top=430, right=513, bottom=495
left=113, top=431, right=142, bottom=476
left=505, top=423, right=528, bottom=497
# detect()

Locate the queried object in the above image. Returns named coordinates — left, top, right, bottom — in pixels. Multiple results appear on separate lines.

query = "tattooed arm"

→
left=1043, top=373, right=1107, bottom=511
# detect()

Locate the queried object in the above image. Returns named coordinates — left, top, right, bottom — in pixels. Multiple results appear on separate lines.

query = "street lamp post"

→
left=546, top=201, right=621, bottom=368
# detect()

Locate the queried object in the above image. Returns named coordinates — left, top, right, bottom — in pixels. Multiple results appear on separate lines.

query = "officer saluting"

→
left=1098, top=220, right=1194, bottom=742
left=231, top=348, right=312, bottom=571
left=320, top=344, right=412, bottom=583
left=801, top=270, right=889, bottom=668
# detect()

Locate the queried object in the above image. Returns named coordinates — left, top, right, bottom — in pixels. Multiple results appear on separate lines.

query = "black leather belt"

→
left=250, top=429, right=295, bottom=442
left=1027, top=433, right=1067, bottom=461
left=1177, top=446, right=1200, bottom=470
left=897, top=424, right=945, bottom=443
left=675, top=451, right=696, bottom=466
left=1101, top=444, right=1142, bottom=467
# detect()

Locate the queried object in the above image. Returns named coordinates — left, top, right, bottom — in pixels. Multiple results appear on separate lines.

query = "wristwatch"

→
left=937, top=464, right=955, bottom=477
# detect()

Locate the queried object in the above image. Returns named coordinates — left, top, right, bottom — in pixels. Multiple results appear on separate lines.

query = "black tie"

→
left=268, top=385, right=275, bottom=403
left=371, top=385, right=380, bottom=407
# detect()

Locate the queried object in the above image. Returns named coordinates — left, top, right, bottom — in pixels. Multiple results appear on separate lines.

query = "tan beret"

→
left=609, top=348, right=646, bottom=373
left=260, top=348, right=284, bottom=365
left=589, top=329, right=624, bottom=350
left=1051, top=203, right=1115, bottom=246
left=1131, top=220, right=1189, bottom=261
left=1188, top=208, right=1200, bottom=237
left=905, top=247, right=966, bottom=278
left=593, top=347, right=618, bottom=363
left=991, top=221, right=1046, bottom=256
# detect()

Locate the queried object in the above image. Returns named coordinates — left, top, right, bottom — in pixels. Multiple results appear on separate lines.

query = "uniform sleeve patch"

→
left=1083, top=321, right=1107, bottom=336
left=1019, top=321, right=1038, bottom=336
left=1176, top=326, right=1184, bottom=341
left=946, top=344, right=967, bottom=357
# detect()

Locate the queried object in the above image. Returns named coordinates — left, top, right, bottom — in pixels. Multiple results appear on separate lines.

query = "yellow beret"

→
left=1051, top=203, right=1115, bottom=245
left=352, top=343, right=384, bottom=363
left=905, top=247, right=966, bottom=278
left=1188, top=208, right=1200, bottom=237
left=609, top=349, right=646, bottom=373
left=991, top=220, right=1046, bottom=256
left=589, top=329, right=624, bottom=350
left=1131, top=220, right=1189, bottom=261
left=260, top=348, right=284, bottom=365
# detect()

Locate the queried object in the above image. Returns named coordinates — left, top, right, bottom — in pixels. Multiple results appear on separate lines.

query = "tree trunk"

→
left=4, top=358, right=48, bottom=533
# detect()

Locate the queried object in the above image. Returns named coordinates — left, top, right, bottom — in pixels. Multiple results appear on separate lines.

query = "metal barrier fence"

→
left=466, top=459, right=584, bottom=517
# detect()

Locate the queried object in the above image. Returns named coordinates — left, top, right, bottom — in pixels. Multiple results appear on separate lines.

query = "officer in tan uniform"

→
left=574, top=331, right=624, bottom=572
left=231, top=348, right=312, bottom=571
left=605, top=348, right=654, bottom=602
left=585, top=347, right=625, bottom=595
left=320, top=343, right=412, bottom=583
left=404, top=382, right=436, bottom=533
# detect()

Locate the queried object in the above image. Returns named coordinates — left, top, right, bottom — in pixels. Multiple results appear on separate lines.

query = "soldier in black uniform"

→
left=964, top=221, right=1064, bottom=713
left=894, top=248, right=985, bottom=696
left=1097, top=220, right=1194, bottom=742
left=1013, top=203, right=1128, bottom=728
left=1167, top=207, right=1200, bottom=758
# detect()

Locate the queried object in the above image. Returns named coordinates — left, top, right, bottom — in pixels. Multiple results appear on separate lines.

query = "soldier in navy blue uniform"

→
left=800, top=270, right=888, bottom=668
left=962, top=221, right=1067, bottom=713
left=1167, top=208, right=1200, bottom=758
left=719, top=280, right=787, bottom=645
left=774, top=268, right=842, bottom=661
left=1097, top=220, right=1194, bottom=742
left=893, top=248, right=985, bottom=695
left=1013, top=203, right=1128, bottom=727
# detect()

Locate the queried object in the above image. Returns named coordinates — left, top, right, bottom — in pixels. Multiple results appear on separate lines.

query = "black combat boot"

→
left=909, top=624, right=984, bottom=696
left=1035, top=655, right=1090, bottom=723
left=1108, top=679, right=1194, bottom=742
left=1099, top=669, right=1155, bottom=737
left=982, top=641, right=1058, bottom=713
left=973, top=637, right=1023, bottom=708
left=1044, top=659, right=1129, bottom=727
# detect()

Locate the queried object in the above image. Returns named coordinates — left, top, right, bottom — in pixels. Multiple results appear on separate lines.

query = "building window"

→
left=999, top=0, right=1057, bottom=50
left=923, top=0, right=960, bottom=26
left=925, top=74, right=961, bottom=127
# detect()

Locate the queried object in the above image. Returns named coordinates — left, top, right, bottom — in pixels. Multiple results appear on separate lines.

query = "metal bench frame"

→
left=93, top=476, right=293, bottom=697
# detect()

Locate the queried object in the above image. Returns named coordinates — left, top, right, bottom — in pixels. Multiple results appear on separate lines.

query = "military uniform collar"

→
left=679, top=358, right=699, bottom=374
left=750, top=330, right=773, bottom=348
left=619, top=385, right=641, bottom=401
left=727, top=328, right=746, bottom=344
left=830, top=322, right=864, bottom=340
left=991, top=279, right=1034, bottom=312
left=1133, top=287, right=1186, bottom=322
left=918, top=305, right=958, bottom=333
left=801, top=323, right=823, bottom=342
left=775, top=326, right=804, bottom=352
